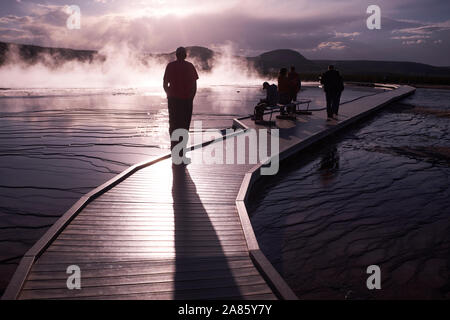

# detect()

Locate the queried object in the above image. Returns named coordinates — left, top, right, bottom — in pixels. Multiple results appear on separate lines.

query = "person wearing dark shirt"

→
left=278, top=68, right=293, bottom=115
left=277, top=68, right=291, bottom=105
left=263, top=82, right=278, bottom=105
left=320, top=65, right=344, bottom=120
left=163, top=47, right=199, bottom=162
left=253, top=82, right=278, bottom=121
left=288, top=66, right=301, bottom=102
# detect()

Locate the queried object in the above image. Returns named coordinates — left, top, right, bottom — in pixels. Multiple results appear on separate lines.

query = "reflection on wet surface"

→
left=0, top=84, right=383, bottom=293
left=319, top=147, right=340, bottom=187
left=250, top=88, right=450, bottom=299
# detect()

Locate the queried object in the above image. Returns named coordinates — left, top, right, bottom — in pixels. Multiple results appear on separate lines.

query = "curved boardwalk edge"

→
left=233, top=85, right=416, bottom=301
left=2, top=84, right=416, bottom=300
left=1, top=130, right=246, bottom=300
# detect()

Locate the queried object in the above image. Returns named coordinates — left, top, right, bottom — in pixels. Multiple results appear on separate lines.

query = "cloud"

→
left=387, top=19, right=450, bottom=51
left=334, top=32, right=360, bottom=39
left=392, top=20, right=450, bottom=36
left=0, top=5, right=360, bottom=53
left=315, top=42, right=347, bottom=51
left=402, top=39, right=426, bottom=45
left=0, top=0, right=449, bottom=65
left=391, top=35, right=430, bottom=40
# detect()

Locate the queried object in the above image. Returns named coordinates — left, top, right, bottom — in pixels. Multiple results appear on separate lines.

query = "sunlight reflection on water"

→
left=0, top=84, right=378, bottom=292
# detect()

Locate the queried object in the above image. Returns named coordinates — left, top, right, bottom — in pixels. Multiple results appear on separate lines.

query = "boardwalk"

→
left=2, top=85, right=415, bottom=300
left=9, top=144, right=280, bottom=300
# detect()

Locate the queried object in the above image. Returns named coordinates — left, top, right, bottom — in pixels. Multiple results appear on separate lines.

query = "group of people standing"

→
left=256, top=64, right=344, bottom=121
left=254, top=66, right=302, bottom=120
left=277, top=66, right=302, bottom=105
left=162, top=47, right=345, bottom=163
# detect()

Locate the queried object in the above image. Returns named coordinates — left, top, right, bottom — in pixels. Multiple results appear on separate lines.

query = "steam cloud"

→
left=0, top=42, right=263, bottom=90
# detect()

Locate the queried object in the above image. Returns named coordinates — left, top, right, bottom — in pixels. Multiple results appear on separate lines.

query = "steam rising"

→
left=0, top=43, right=263, bottom=90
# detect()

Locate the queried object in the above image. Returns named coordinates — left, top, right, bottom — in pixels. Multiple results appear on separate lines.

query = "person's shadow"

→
left=171, top=165, right=241, bottom=299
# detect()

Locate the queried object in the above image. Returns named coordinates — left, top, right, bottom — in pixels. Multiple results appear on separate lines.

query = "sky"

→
left=0, top=0, right=449, bottom=66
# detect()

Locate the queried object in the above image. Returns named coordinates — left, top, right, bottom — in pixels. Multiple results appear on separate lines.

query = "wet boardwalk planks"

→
left=3, top=85, right=415, bottom=300
left=16, top=155, right=278, bottom=300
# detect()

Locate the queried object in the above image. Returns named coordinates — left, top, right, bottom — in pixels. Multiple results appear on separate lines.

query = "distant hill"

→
left=313, top=60, right=450, bottom=77
left=1, top=41, right=449, bottom=84
left=249, top=49, right=320, bottom=73
left=0, top=41, right=97, bottom=67
left=150, top=46, right=216, bottom=70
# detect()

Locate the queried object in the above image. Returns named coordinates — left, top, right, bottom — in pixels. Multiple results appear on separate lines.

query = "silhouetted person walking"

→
left=320, top=65, right=344, bottom=120
left=288, top=66, right=301, bottom=102
left=163, top=47, right=199, bottom=163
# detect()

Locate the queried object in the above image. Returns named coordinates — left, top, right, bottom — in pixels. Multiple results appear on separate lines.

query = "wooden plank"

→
left=51, top=239, right=247, bottom=247
left=73, top=216, right=241, bottom=222
left=82, top=203, right=237, bottom=208
left=122, top=177, right=245, bottom=183
left=57, top=233, right=245, bottom=241
left=68, top=219, right=241, bottom=226
left=60, top=229, right=244, bottom=236
left=48, top=241, right=247, bottom=249
left=67, top=222, right=242, bottom=229
left=38, top=251, right=249, bottom=260
left=108, top=185, right=243, bottom=192
left=100, top=193, right=240, bottom=199
left=78, top=208, right=240, bottom=215
left=33, top=255, right=251, bottom=269
left=46, top=246, right=248, bottom=254
left=30, top=258, right=256, bottom=277
left=19, top=275, right=267, bottom=300
left=28, top=266, right=258, bottom=282
left=79, top=209, right=239, bottom=215
left=63, top=224, right=244, bottom=231
left=24, top=267, right=261, bottom=290
left=36, top=252, right=251, bottom=264
left=51, top=284, right=275, bottom=300
left=95, top=196, right=239, bottom=202
left=91, top=199, right=238, bottom=204
left=77, top=211, right=239, bottom=217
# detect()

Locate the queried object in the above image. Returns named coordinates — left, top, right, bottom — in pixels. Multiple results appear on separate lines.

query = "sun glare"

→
left=121, top=0, right=237, bottom=18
